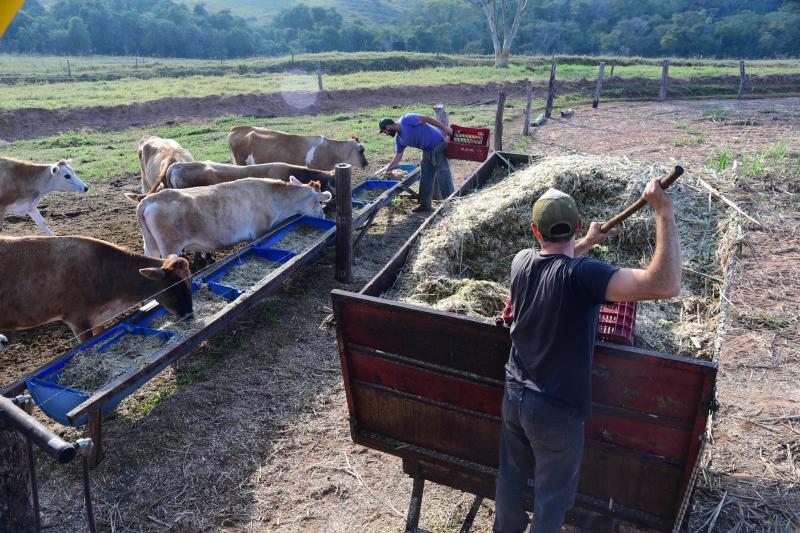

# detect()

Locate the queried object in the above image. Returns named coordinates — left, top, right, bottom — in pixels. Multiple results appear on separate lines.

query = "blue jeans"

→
left=419, top=141, right=454, bottom=209
left=493, top=381, right=585, bottom=533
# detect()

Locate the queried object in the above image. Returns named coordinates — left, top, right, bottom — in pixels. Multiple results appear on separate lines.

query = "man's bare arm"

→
left=605, top=178, right=682, bottom=301
left=385, top=151, right=404, bottom=172
left=574, top=222, right=616, bottom=257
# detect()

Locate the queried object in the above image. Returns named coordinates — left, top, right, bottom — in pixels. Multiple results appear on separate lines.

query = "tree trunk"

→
left=495, top=48, right=510, bottom=68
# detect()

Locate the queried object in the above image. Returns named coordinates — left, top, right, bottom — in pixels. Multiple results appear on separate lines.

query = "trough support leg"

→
left=459, top=495, right=484, bottom=533
left=404, top=474, right=425, bottom=533
left=353, top=210, right=379, bottom=250
left=87, top=410, right=104, bottom=469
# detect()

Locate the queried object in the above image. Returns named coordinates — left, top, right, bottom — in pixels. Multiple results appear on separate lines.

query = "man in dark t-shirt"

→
left=494, top=181, right=682, bottom=533
left=379, top=114, right=454, bottom=212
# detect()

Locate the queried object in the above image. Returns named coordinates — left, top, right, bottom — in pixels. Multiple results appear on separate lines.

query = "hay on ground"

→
left=388, top=155, right=734, bottom=359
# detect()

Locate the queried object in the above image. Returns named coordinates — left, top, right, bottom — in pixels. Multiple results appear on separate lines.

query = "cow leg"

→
left=68, top=320, right=96, bottom=343
left=28, top=207, right=55, bottom=236
left=0, top=207, right=5, bottom=232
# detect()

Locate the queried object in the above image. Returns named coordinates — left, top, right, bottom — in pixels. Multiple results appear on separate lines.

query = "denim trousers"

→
left=419, top=141, right=454, bottom=208
left=493, top=381, right=585, bottom=533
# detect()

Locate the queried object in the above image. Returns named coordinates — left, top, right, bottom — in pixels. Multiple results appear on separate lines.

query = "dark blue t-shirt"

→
left=506, top=250, right=618, bottom=419
left=395, top=113, right=445, bottom=153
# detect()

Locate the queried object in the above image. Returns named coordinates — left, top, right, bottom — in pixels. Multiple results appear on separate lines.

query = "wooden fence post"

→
left=494, top=90, right=506, bottom=151
left=737, top=60, right=747, bottom=100
left=66, top=59, right=71, bottom=79
left=316, top=62, right=323, bottom=92
left=545, top=60, right=557, bottom=119
left=432, top=105, right=449, bottom=200
left=609, top=60, right=616, bottom=77
left=659, top=59, right=669, bottom=101
left=592, top=61, right=605, bottom=109
left=0, top=420, right=36, bottom=530
left=523, top=79, right=533, bottom=136
left=335, top=163, right=353, bottom=284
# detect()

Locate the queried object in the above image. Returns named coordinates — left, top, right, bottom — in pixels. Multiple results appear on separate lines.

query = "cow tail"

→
left=145, top=157, right=174, bottom=195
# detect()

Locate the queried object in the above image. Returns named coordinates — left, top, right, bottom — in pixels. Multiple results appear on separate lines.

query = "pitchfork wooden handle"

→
left=600, top=165, right=684, bottom=233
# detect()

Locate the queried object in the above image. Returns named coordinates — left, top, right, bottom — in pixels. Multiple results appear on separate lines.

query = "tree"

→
left=466, top=0, right=530, bottom=67
left=66, top=16, right=91, bottom=55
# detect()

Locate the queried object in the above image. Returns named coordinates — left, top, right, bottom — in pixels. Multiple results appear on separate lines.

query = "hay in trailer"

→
left=58, top=332, right=171, bottom=392
left=388, top=155, right=735, bottom=359
left=218, top=257, right=280, bottom=290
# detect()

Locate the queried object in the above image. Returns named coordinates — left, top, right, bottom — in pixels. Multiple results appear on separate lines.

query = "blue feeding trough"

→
left=198, top=248, right=296, bottom=300
left=27, top=325, right=175, bottom=426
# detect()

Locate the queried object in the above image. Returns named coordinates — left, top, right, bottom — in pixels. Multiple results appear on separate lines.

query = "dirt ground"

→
left=3, top=96, right=799, bottom=532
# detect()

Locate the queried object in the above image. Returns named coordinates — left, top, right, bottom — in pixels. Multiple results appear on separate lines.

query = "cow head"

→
left=289, top=176, right=333, bottom=218
left=349, top=138, right=368, bottom=171
left=48, top=159, right=89, bottom=194
left=0, top=334, right=7, bottom=352
left=139, top=255, right=194, bottom=319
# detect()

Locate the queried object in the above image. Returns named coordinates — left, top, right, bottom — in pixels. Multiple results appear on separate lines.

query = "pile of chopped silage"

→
left=387, top=155, right=734, bottom=359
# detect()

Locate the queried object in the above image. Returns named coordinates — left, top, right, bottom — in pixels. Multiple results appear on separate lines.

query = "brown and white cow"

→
left=137, top=136, right=194, bottom=194
left=0, top=236, right=193, bottom=342
left=0, top=157, right=89, bottom=236
left=133, top=177, right=332, bottom=258
left=228, top=126, right=368, bottom=171
left=125, top=161, right=336, bottom=202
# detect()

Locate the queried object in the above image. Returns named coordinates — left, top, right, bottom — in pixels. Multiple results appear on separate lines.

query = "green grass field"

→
left=0, top=100, right=515, bottom=180
left=1, top=52, right=797, bottom=110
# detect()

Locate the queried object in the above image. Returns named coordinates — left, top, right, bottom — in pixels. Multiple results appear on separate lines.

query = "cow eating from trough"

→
left=132, top=176, right=333, bottom=258
left=137, top=136, right=194, bottom=194
left=0, top=236, right=193, bottom=342
left=227, top=125, right=368, bottom=171
left=125, top=161, right=336, bottom=202
left=0, top=157, right=89, bottom=236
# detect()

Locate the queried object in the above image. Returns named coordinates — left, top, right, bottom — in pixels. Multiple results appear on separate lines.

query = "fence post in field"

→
left=66, top=59, right=71, bottom=79
left=737, top=60, right=748, bottom=100
left=659, top=59, right=670, bottom=101
left=316, top=62, right=323, bottom=92
left=0, top=418, right=37, bottom=529
left=432, top=104, right=449, bottom=200
left=335, top=163, right=353, bottom=284
left=592, top=61, right=606, bottom=109
left=610, top=60, right=616, bottom=77
left=523, top=79, right=534, bottom=136
left=545, top=60, right=557, bottom=119
left=494, top=90, right=506, bottom=151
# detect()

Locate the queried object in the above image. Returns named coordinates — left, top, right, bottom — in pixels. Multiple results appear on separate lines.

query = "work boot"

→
left=412, top=204, right=432, bottom=213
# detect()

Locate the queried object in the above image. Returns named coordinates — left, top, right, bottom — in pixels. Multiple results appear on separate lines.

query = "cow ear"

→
left=319, top=191, right=333, bottom=204
left=139, top=267, right=165, bottom=281
left=289, top=176, right=301, bottom=185
left=51, top=165, right=59, bottom=175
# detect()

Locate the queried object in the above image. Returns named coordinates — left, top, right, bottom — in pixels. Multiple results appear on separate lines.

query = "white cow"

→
left=133, top=176, right=332, bottom=257
left=0, top=157, right=89, bottom=236
left=0, top=334, right=7, bottom=351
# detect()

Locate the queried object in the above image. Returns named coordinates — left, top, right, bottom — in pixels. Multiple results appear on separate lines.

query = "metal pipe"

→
left=0, top=395, right=77, bottom=463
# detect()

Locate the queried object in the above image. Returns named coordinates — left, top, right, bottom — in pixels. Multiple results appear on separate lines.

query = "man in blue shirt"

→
left=379, top=114, right=454, bottom=212
left=495, top=181, right=682, bottom=532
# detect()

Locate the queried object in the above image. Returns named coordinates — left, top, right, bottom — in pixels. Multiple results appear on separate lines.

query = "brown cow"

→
left=137, top=136, right=194, bottom=194
left=0, top=157, right=89, bottom=236
left=0, top=236, right=193, bottom=342
left=124, top=161, right=335, bottom=202
left=133, top=177, right=332, bottom=258
left=227, top=126, right=368, bottom=171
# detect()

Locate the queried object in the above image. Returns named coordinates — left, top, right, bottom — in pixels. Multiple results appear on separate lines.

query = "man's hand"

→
left=643, top=176, right=673, bottom=214
left=575, top=221, right=617, bottom=257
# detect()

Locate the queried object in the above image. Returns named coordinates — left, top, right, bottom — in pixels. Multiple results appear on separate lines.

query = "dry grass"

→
left=389, top=154, right=736, bottom=359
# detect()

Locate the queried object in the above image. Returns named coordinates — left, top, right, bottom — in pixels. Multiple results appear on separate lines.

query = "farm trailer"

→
left=331, top=151, right=718, bottom=532
left=1, top=163, right=421, bottom=468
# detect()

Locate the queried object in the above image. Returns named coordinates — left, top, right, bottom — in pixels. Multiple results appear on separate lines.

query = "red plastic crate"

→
left=596, top=301, right=637, bottom=346
left=447, top=124, right=490, bottom=162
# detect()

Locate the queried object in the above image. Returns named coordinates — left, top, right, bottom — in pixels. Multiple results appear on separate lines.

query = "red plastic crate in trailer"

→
left=596, top=301, right=637, bottom=346
left=447, top=124, right=490, bottom=162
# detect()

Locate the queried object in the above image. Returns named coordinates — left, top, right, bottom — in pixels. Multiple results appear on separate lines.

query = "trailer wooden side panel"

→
left=332, top=289, right=717, bottom=530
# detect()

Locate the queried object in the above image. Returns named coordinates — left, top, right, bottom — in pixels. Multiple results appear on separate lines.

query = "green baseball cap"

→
left=532, top=188, right=580, bottom=239
left=378, top=117, right=395, bottom=133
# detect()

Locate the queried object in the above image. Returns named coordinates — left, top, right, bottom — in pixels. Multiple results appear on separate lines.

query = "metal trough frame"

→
left=2, top=165, right=421, bottom=467
left=331, top=152, right=717, bottom=532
